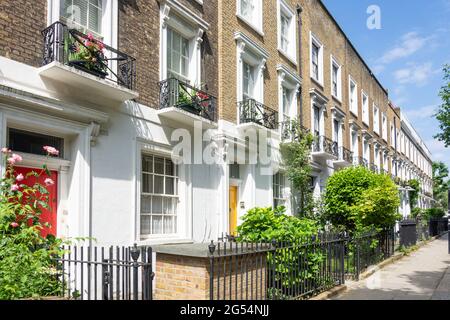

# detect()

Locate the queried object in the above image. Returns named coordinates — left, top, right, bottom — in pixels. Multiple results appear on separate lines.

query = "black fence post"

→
left=102, top=261, right=109, bottom=300
left=130, top=244, right=140, bottom=301
left=340, top=236, right=345, bottom=285
left=208, top=241, right=216, bottom=301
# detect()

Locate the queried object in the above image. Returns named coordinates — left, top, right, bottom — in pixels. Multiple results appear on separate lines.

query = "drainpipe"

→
left=296, top=5, right=303, bottom=127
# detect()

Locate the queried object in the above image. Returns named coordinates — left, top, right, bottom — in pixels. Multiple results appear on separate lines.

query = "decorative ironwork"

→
left=159, top=78, right=217, bottom=122
left=338, top=146, right=353, bottom=163
left=280, top=119, right=310, bottom=141
left=42, top=21, right=136, bottom=90
left=312, top=135, right=339, bottom=157
left=370, top=164, right=379, bottom=173
left=353, top=157, right=368, bottom=168
left=238, top=99, right=279, bottom=130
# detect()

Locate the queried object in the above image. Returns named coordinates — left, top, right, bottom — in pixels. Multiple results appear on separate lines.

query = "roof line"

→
left=317, top=0, right=389, bottom=96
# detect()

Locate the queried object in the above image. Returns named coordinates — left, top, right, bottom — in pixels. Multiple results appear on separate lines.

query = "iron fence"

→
left=54, top=244, right=154, bottom=300
left=159, top=78, right=217, bottom=122
left=42, top=21, right=136, bottom=90
left=312, top=135, right=339, bottom=157
left=429, top=218, right=449, bottom=237
left=338, top=146, right=353, bottom=163
left=208, top=229, right=394, bottom=300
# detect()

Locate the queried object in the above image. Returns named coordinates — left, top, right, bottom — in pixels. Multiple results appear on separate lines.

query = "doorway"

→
left=228, top=186, right=238, bottom=236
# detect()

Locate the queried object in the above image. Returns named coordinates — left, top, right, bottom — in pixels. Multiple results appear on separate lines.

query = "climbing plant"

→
left=408, top=179, right=420, bottom=209
left=279, top=120, right=315, bottom=217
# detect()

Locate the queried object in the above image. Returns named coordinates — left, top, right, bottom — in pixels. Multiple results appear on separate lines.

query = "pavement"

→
left=332, top=234, right=450, bottom=300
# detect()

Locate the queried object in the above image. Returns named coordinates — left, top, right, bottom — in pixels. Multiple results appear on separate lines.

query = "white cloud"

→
left=393, top=62, right=439, bottom=86
left=405, top=104, right=438, bottom=121
left=377, top=32, right=432, bottom=65
left=425, top=139, right=448, bottom=162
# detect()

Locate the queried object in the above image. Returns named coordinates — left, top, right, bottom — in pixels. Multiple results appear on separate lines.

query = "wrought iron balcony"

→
left=280, top=119, right=310, bottom=141
left=159, top=78, right=217, bottom=122
left=312, top=135, right=339, bottom=158
left=338, top=146, right=353, bottom=163
left=353, top=157, right=369, bottom=168
left=42, top=21, right=136, bottom=91
left=370, top=164, right=379, bottom=173
left=238, top=99, right=279, bottom=130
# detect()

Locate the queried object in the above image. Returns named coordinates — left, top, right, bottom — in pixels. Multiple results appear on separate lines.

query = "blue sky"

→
left=322, top=0, right=450, bottom=167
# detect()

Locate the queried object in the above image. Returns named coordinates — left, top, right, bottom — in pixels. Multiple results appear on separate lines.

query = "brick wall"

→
left=154, top=252, right=267, bottom=300
left=0, top=0, right=47, bottom=67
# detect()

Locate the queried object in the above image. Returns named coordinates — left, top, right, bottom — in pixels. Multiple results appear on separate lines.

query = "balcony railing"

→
left=280, top=119, right=310, bottom=141
left=159, top=78, right=217, bottom=122
left=238, top=99, right=279, bottom=130
left=337, top=146, right=353, bottom=163
left=353, top=157, right=368, bottom=168
left=312, top=135, right=339, bottom=157
left=42, top=21, right=136, bottom=90
left=370, top=164, right=379, bottom=173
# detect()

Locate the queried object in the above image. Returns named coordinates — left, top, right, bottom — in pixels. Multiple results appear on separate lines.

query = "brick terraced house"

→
left=0, top=0, right=433, bottom=246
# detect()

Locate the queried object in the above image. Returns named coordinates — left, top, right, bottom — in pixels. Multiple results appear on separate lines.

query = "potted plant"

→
left=65, top=32, right=108, bottom=79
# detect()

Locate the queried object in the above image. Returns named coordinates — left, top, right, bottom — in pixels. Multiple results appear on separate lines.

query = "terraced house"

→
left=0, top=0, right=433, bottom=246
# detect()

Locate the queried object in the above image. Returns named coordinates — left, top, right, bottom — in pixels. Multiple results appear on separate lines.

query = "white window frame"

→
left=390, top=123, right=395, bottom=146
left=373, top=105, right=380, bottom=135
left=277, top=65, right=300, bottom=129
left=349, top=76, right=358, bottom=116
left=362, top=91, right=369, bottom=125
left=236, top=0, right=264, bottom=36
left=273, top=172, right=287, bottom=209
left=310, top=32, right=324, bottom=86
left=48, top=0, right=117, bottom=48
left=159, top=0, right=209, bottom=86
left=140, top=154, right=179, bottom=238
left=382, top=113, right=388, bottom=141
left=235, top=32, right=268, bottom=113
left=277, top=0, right=297, bottom=64
left=330, top=56, right=342, bottom=101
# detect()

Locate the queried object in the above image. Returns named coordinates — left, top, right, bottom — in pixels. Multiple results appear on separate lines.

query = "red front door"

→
left=15, top=167, right=58, bottom=238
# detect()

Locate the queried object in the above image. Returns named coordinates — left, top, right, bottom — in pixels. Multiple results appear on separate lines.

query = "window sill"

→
left=362, top=119, right=370, bottom=127
left=331, top=94, right=342, bottom=104
left=236, top=14, right=264, bottom=37
left=137, top=237, right=194, bottom=246
left=350, top=109, right=359, bottom=118
left=278, top=48, right=297, bottom=66
left=310, top=76, right=324, bottom=89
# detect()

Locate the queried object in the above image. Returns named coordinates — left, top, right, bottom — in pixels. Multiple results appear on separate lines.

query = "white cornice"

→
left=234, top=32, right=269, bottom=60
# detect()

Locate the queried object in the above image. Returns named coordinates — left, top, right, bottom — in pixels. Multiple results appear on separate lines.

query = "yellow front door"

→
left=229, top=186, right=238, bottom=235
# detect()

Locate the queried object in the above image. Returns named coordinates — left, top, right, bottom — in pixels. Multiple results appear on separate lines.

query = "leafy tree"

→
left=279, top=120, right=314, bottom=217
left=432, top=161, right=450, bottom=209
left=323, top=166, right=401, bottom=232
left=435, top=65, right=450, bottom=146
left=407, top=179, right=420, bottom=209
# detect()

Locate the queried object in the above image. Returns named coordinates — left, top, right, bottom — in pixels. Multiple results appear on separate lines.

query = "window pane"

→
left=154, top=157, right=165, bottom=174
left=152, top=216, right=163, bottom=234
left=141, top=195, right=152, bottom=213
left=152, top=196, right=163, bottom=214
left=165, top=177, right=175, bottom=195
left=140, top=215, right=151, bottom=236
left=142, top=156, right=153, bottom=173
left=142, top=173, right=153, bottom=193
left=154, top=175, right=164, bottom=194
left=8, top=128, right=64, bottom=158
left=88, top=1, right=101, bottom=34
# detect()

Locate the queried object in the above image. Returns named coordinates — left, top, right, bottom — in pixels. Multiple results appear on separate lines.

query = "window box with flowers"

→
left=65, top=31, right=109, bottom=79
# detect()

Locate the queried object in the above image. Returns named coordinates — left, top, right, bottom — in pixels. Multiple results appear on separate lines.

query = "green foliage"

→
left=423, top=207, right=446, bottom=220
left=323, top=166, right=401, bottom=232
left=432, top=161, right=449, bottom=209
left=407, top=179, right=420, bottom=209
left=411, top=207, right=424, bottom=219
left=435, top=65, right=450, bottom=146
left=65, top=32, right=108, bottom=75
left=279, top=120, right=315, bottom=216
left=0, top=149, right=66, bottom=300
left=236, top=207, right=318, bottom=242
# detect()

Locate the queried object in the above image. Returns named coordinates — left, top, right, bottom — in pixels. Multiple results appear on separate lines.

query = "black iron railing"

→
left=370, top=164, right=379, bottom=173
left=280, top=119, right=310, bottom=141
left=312, top=135, right=339, bottom=157
left=338, top=146, right=353, bottom=163
left=54, top=244, right=154, bottom=300
left=42, top=21, right=136, bottom=90
left=159, top=78, right=217, bottom=122
left=238, top=99, right=279, bottom=130
left=208, top=229, right=395, bottom=300
left=353, top=157, right=368, bottom=168
left=429, top=218, right=449, bottom=237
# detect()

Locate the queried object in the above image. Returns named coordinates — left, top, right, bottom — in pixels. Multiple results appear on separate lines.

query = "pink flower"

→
left=11, top=184, right=19, bottom=191
left=1, top=147, right=10, bottom=154
left=44, top=178, right=55, bottom=186
left=7, top=157, right=15, bottom=165
left=16, top=173, right=24, bottom=182
left=87, top=33, right=94, bottom=41
left=11, top=154, right=22, bottom=162
left=10, top=222, right=19, bottom=228
left=43, top=146, right=59, bottom=156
